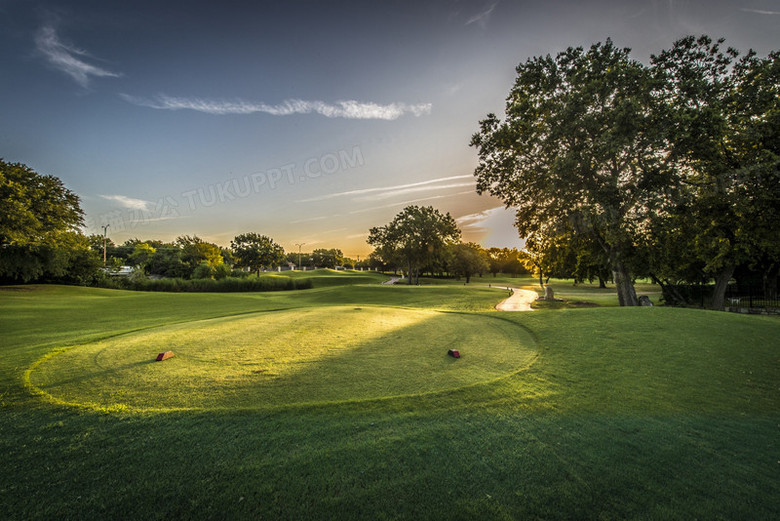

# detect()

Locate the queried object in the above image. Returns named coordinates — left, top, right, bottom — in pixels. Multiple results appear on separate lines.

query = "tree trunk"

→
left=407, top=260, right=413, bottom=285
left=465, top=273, right=471, bottom=283
left=710, top=264, right=735, bottom=310
left=649, top=273, right=686, bottom=306
left=612, top=256, right=638, bottom=306
left=598, top=275, right=607, bottom=289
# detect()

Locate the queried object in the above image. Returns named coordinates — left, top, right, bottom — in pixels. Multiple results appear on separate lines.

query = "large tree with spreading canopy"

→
left=368, top=205, right=460, bottom=285
left=471, top=40, right=672, bottom=305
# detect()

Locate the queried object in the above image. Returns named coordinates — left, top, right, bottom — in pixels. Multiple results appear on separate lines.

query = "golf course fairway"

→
left=29, top=306, right=536, bottom=410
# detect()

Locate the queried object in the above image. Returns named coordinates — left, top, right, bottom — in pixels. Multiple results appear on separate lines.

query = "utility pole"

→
left=101, top=224, right=110, bottom=265
left=295, top=243, right=305, bottom=270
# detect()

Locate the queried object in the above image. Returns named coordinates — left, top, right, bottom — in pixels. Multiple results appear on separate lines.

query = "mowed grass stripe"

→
left=28, top=306, right=538, bottom=411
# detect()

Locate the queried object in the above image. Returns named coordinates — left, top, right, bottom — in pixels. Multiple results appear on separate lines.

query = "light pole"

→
left=295, top=243, right=305, bottom=270
left=101, top=224, right=110, bottom=265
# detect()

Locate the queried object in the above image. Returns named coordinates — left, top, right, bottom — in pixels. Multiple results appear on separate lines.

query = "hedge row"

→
left=103, top=276, right=313, bottom=292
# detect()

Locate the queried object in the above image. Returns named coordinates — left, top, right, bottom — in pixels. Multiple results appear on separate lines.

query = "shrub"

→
left=214, top=264, right=232, bottom=280
left=122, top=275, right=312, bottom=293
left=192, top=262, right=215, bottom=280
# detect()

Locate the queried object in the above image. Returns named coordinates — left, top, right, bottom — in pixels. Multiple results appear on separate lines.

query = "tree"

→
left=147, top=245, right=189, bottom=278
left=368, top=206, right=461, bottom=285
left=0, top=160, right=102, bottom=283
left=651, top=37, right=780, bottom=308
left=523, top=223, right=576, bottom=289
left=0, top=159, right=83, bottom=245
left=128, top=242, right=156, bottom=272
left=471, top=40, right=672, bottom=306
left=485, top=247, right=529, bottom=277
left=0, top=231, right=101, bottom=284
left=449, top=243, right=489, bottom=283
left=192, top=262, right=215, bottom=279
left=177, top=235, right=224, bottom=273
left=311, top=248, right=344, bottom=269
left=231, top=233, right=286, bottom=275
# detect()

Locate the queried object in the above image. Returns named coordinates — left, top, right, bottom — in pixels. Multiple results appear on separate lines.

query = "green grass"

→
left=273, top=268, right=391, bottom=287
left=30, top=306, right=536, bottom=410
left=1, top=284, right=778, bottom=520
left=423, top=274, right=665, bottom=307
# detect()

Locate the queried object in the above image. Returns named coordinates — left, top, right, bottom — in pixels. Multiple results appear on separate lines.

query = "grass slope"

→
left=1, top=284, right=778, bottom=520
left=418, top=274, right=664, bottom=307
left=273, top=268, right=390, bottom=288
left=30, top=306, right=536, bottom=410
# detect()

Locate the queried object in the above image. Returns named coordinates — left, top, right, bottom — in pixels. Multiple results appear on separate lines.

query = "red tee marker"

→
left=448, top=349, right=460, bottom=358
left=156, top=351, right=175, bottom=361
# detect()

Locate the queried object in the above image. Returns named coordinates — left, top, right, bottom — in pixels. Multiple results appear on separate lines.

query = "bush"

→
left=214, top=264, right=232, bottom=280
left=192, top=262, right=215, bottom=280
left=120, top=275, right=312, bottom=293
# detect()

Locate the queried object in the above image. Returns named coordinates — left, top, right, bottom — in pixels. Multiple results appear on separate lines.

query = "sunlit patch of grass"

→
left=29, top=306, right=537, bottom=411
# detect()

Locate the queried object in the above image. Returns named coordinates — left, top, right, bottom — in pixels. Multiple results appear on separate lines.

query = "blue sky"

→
left=1, top=0, right=778, bottom=255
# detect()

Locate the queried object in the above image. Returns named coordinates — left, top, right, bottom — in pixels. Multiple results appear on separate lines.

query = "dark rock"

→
left=638, top=295, right=653, bottom=307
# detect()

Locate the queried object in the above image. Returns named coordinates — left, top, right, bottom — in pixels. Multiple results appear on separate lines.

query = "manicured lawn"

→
left=272, top=268, right=390, bottom=287
left=30, top=306, right=535, bottom=410
left=1, top=283, right=778, bottom=520
left=422, top=274, right=664, bottom=307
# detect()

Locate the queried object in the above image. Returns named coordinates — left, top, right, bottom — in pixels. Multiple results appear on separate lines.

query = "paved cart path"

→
left=495, top=287, right=538, bottom=311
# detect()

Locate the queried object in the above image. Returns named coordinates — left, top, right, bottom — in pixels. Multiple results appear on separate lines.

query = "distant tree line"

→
left=1, top=158, right=399, bottom=288
left=367, top=205, right=531, bottom=284
left=471, top=35, right=780, bottom=307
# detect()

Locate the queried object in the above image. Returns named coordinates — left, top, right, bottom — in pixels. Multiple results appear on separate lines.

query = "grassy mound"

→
left=2, top=285, right=778, bottom=520
left=29, top=306, right=536, bottom=410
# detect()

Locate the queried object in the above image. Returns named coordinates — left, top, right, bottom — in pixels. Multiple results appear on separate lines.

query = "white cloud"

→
left=355, top=182, right=475, bottom=202
left=121, top=94, right=432, bottom=120
left=289, top=215, right=329, bottom=224
left=298, top=175, right=473, bottom=203
left=457, top=206, right=525, bottom=249
left=348, top=190, right=474, bottom=215
left=740, top=8, right=780, bottom=15
left=35, top=25, right=121, bottom=87
left=466, top=2, right=499, bottom=28
left=100, top=194, right=152, bottom=211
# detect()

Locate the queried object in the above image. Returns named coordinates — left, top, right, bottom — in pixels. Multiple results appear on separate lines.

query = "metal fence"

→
left=725, top=284, right=780, bottom=311
left=659, top=283, right=779, bottom=313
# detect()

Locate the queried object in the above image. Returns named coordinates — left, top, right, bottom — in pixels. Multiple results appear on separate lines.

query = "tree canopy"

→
left=230, top=233, right=286, bottom=275
left=0, top=159, right=83, bottom=245
left=0, top=159, right=98, bottom=283
left=649, top=36, right=780, bottom=308
left=471, top=36, right=779, bottom=307
left=448, top=242, right=489, bottom=283
left=368, top=206, right=460, bottom=284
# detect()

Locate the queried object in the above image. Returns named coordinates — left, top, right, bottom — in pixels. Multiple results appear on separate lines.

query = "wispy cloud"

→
left=289, top=215, right=329, bottom=224
left=121, top=94, right=432, bottom=120
left=101, top=194, right=152, bottom=211
left=348, top=190, right=474, bottom=215
left=355, top=182, right=475, bottom=202
left=740, top=8, right=780, bottom=15
left=456, top=206, right=525, bottom=249
left=466, top=1, right=499, bottom=28
left=297, top=175, right=473, bottom=203
left=35, top=25, right=121, bottom=87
